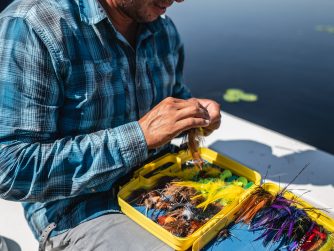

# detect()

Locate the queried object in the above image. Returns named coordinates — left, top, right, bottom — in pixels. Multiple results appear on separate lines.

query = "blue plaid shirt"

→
left=0, top=0, right=191, bottom=240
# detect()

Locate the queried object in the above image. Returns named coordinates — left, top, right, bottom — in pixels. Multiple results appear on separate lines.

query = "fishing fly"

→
left=186, top=128, right=205, bottom=170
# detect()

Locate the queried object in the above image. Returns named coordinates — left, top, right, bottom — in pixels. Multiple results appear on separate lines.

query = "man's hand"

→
left=139, top=97, right=212, bottom=149
left=196, top=98, right=221, bottom=136
left=138, top=97, right=221, bottom=149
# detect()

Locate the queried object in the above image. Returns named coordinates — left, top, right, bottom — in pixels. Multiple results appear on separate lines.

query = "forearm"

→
left=0, top=122, right=147, bottom=203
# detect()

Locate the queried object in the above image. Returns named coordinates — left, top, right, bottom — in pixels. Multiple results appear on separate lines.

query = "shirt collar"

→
left=76, top=0, right=107, bottom=25
left=75, top=0, right=163, bottom=38
left=145, top=16, right=163, bottom=34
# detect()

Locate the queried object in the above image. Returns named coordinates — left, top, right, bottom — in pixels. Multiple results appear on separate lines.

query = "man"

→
left=0, top=0, right=221, bottom=250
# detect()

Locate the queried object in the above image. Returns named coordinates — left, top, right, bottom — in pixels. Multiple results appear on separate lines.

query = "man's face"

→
left=115, top=0, right=184, bottom=23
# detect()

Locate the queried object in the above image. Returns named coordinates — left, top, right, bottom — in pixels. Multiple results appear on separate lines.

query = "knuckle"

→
left=189, top=98, right=200, bottom=106
left=165, top=101, right=175, bottom=110
left=164, top=97, right=174, bottom=104
left=193, top=99, right=200, bottom=105
left=165, top=103, right=172, bottom=109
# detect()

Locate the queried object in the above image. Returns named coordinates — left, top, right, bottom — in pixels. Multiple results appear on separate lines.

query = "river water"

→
left=1, top=1, right=333, bottom=153
left=168, top=0, right=334, bottom=154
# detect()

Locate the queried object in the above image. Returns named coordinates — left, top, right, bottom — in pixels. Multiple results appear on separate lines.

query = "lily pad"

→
left=223, top=89, right=258, bottom=103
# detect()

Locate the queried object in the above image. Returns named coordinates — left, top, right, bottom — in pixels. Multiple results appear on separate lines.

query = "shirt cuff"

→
left=113, top=121, right=148, bottom=170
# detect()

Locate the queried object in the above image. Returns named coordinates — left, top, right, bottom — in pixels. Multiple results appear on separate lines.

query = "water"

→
left=1, top=1, right=333, bottom=153
left=0, top=1, right=11, bottom=12
left=168, top=0, right=334, bottom=154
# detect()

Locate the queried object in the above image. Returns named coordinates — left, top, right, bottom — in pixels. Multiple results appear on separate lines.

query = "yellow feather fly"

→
left=173, top=179, right=245, bottom=210
left=196, top=185, right=244, bottom=209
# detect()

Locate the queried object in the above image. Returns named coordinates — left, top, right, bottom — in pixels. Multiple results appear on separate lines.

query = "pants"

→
left=45, top=213, right=173, bottom=251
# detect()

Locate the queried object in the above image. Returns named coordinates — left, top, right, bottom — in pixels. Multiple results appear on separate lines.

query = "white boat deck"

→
left=1, top=111, right=333, bottom=250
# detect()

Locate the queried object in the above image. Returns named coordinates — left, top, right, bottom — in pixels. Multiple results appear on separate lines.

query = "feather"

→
left=186, top=128, right=204, bottom=169
left=173, top=176, right=246, bottom=210
left=298, top=225, right=327, bottom=251
left=232, top=183, right=332, bottom=250
left=247, top=194, right=329, bottom=249
left=234, top=187, right=274, bottom=224
left=196, top=185, right=244, bottom=209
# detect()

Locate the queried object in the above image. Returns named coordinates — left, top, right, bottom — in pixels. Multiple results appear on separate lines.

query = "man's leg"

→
left=45, top=213, right=173, bottom=251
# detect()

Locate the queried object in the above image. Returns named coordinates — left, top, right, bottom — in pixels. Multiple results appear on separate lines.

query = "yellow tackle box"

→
left=118, top=147, right=261, bottom=250
left=192, top=183, right=334, bottom=251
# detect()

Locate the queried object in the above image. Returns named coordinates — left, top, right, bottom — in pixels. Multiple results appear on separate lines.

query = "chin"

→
left=135, top=7, right=163, bottom=23
left=137, top=15, right=160, bottom=23
left=147, top=15, right=160, bottom=22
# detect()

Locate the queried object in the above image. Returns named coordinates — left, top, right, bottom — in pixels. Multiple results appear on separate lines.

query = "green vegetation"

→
left=223, top=89, right=258, bottom=103
left=316, top=25, right=334, bottom=35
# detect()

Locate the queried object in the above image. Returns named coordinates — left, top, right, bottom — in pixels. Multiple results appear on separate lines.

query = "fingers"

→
left=175, top=102, right=210, bottom=121
left=202, top=120, right=221, bottom=136
left=169, top=97, right=221, bottom=134
left=196, top=98, right=221, bottom=128
left=209, top=113, right=221, bottom=128
left=210, top=109, right=221, bottom=124
left=164, top=97, right=185, bottom=103
left=139, top=97, right=221, bottom=150
left=162, top=97, right=210, bottom=121
left=175, top=117, right=210, bottom=134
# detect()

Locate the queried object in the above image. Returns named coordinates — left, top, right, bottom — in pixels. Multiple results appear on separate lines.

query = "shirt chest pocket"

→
left=64, top=59, right=128, bottom=130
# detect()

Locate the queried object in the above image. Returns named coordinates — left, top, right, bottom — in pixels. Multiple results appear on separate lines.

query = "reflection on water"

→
left=168, top=0, right=334, bottom=154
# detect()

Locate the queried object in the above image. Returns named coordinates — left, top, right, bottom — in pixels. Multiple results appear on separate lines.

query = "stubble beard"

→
left=116, top=0, right=158, bottom=23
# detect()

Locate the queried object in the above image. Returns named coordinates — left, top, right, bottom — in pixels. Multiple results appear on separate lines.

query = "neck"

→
left=100, top=0, right=138, bottom=47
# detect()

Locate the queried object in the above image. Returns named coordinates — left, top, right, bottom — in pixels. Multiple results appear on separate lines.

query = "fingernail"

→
left=205, top=119, right=210, bottom=124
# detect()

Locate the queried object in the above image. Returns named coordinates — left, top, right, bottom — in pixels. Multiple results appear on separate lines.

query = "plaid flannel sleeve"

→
left=0, top=17, right=148, bottom=203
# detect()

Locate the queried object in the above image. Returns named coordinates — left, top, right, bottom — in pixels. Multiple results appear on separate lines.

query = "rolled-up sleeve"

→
left=0, top=17, right=148, bottom=203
